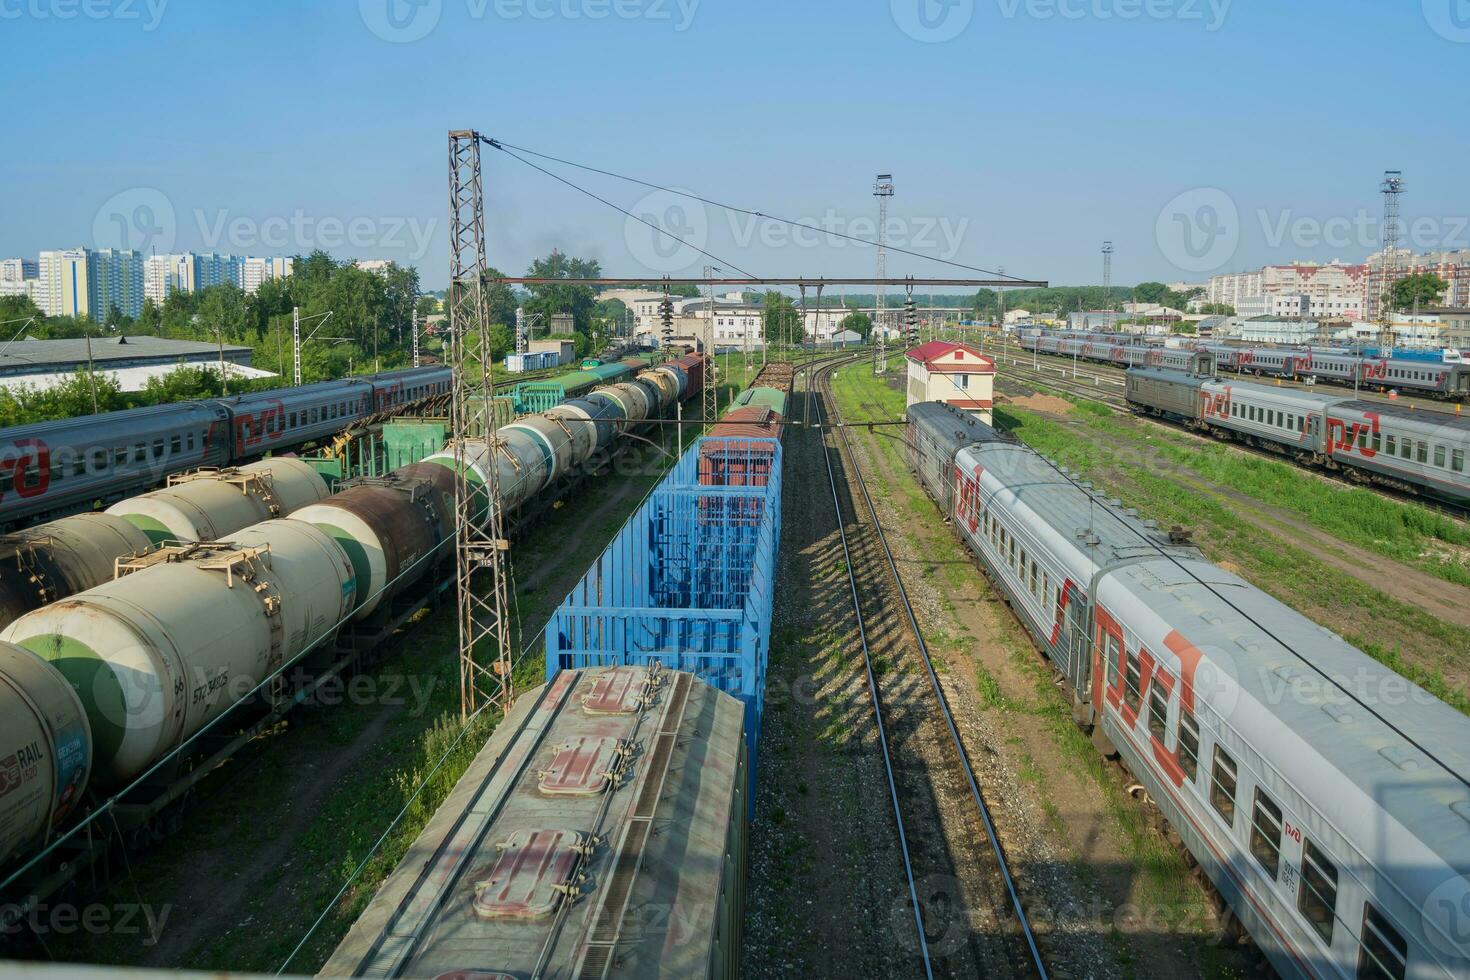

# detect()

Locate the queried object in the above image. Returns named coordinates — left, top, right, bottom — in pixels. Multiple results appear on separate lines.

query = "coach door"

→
left=1064, top=596, right=1091, bottom=696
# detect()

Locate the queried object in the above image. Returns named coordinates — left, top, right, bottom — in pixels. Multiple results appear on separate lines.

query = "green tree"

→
left=1390, top=273, right=1448, bottom=312
left=1199, top=303, right=1235, bottom=316
left=137, top=298, right=162, bottom=334
left=1133, top=282, right=1170, bottom=305
left=761, top=291, right=800, bottom=345
left=629, top=282, right=700, bottom=297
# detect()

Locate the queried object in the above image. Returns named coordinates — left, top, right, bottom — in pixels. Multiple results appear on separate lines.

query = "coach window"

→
left=1123, top=650, right=1142, bottom=713
left=1210, top=746, right=1238, bottom=826
left=1178, top=710, right=1200, bottom=782
left=1371, top=431, right=1382, bottom=452
left=133, top=443, right=146, bottom=462
left=187, top=432, right=195, bottom=450
left=1358, top=904, right=1408, bottom=980
left=1297, top=839, right=1339, bottom=945
left=170, top=435, right=182, bottom=454
left=91, top=449, right=107, bottom=472
left=1416, top=442, right=1428, bottom=464
left=1105, top=632, right=1121, bottom=691
left=1454, top=449, right=1465, bottom=473
left=1249, top=789, right=1283, bottom=878
left=1435, top=445, right=1446, bottom=468
left=1148, top=674, right=1169, bottom=742
left=114, top=448, right=127, bottom=468
left=1400, top=439, right=1412, bottom=460
left=1358, top=429, right=1369, bottom=450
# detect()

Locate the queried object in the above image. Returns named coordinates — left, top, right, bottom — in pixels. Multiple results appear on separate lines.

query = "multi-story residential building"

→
left=0, top=279, right=40, bottom=304
left=0, top=259, right=39, bottom=282
left=37, top=249, right=92, bottom=318
left=1211, top=262, right=1366, bottom=319
left=1205, top=269, right=1263, bottom=310
left=1365, top=249, right=1470, bottom=320
left=354, top=259, right=396, bottom=275
left=242, top=256, right=293, bottom=294
left=89, top=248, right=147, bottom=320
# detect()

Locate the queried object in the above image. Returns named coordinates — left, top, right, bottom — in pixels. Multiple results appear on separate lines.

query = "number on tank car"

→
left=191, top=670, right=231, bottom=705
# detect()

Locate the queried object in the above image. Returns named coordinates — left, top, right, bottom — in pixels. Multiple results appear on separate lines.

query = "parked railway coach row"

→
left=0, top=457, right=330, bottom=632
left=0, top=355, right=706, bottom=874
left=323, top=664, right=747, bottom=980
left=905, top=401, right=1470, bottom=980
left=1126, top=367, right=1470, bottom=507
left=0, top=366, right=452, bottom=528
left=1019, top=332, right=1470, bottom=398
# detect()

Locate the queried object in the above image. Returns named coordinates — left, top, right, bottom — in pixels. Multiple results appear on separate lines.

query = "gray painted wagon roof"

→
left=322, top=665, right=744, bottom=979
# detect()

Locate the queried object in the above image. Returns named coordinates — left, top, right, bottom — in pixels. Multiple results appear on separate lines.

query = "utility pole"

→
left=448, top=129, right=514, bottom=719
left=411, top=306, right=420, bottom=368
left=1378, top=170, right=1405, bottom=350
left=293, top=306, right=301, bottom=387
left=703, top=265, right=719, bottom=434
left=873, top=173, right=894, bottom=374
left=84, top=327, right=99, bottom=415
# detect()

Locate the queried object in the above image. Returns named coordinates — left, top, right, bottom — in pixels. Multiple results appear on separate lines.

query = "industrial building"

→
left=0, top=335, right=270, bottom=393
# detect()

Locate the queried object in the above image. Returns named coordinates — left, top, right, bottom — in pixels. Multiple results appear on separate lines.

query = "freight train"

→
left=906, top=400, right=1470, bottom=980
left=1019, top=332, right=1470, bottom=399
left=0, top=457, right=331, bottom=632
left=0, top=353, right=704, bottom=879
left=547, top=358, right=794, bottom=806
left=1126, top=367, right=1470, bottom=507
left=0, top=366, right=453, bottom=528
left=322, top=663, right=747, bottom=980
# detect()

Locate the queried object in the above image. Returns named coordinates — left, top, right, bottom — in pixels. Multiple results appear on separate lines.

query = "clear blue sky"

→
left=3, top=0, right=1466, bottom=291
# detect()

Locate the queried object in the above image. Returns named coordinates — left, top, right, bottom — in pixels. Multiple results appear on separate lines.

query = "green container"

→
left=734, top=388, right=788, bottom=415
left=383, top=419, right=449, bottom=471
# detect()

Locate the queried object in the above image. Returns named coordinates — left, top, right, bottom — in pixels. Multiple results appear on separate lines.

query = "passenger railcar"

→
left=907, top=403, right=1470, bottom=979
left=1020, top=331, right=1470, bottom=399
left=0, top=366, right=450, bottom=527
left=1125, top=368, right=1470, bottom=506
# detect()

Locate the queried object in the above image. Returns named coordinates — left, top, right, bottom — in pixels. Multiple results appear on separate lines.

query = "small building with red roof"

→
left=904, top=341, right=995, bottom=423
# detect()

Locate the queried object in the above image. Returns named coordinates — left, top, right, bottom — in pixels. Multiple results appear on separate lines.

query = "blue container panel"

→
left=547, top=437, right=781, bottom=809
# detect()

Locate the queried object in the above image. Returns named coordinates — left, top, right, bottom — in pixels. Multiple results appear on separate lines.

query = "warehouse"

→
left=0, top=335, right=273, bottom=393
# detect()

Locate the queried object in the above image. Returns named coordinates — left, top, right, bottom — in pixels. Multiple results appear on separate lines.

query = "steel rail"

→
left=814, top=359, right=1048, bottom=978
left=800, top=354, right=935, bottom=979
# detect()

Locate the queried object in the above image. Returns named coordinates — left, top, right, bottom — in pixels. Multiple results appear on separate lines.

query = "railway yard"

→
left=0, top=323, right=1464, bottom=980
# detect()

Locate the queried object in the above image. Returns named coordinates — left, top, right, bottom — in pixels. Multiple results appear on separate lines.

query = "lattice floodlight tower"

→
left=873, top=173, right=894, bottom=374
left=448, top=130, right=514, bottom=719
left=1101, top=241, right=1114, bottom=332
left=1378, top=170, right=1406, bottom=348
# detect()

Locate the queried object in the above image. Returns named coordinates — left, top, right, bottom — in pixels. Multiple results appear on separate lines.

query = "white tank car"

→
left=0, top=513, right=154, bottom=630
left=105, top=457, right=330, bottom=546
left=0, top=519, right=354, bottom=787
left=0, top=644, right=90, bottom=867
left=905, top=402, right=1470, bottom=979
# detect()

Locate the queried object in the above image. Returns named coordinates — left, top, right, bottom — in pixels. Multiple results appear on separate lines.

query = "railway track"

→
left=803, top=357, right=1046, bottom=980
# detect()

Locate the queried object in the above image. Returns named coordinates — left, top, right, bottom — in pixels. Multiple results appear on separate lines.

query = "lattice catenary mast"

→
left=1378, top=170, right=1405, bottom=348
left=1101, top=241, right=1114, bottom=332
left=447, top=130, right=514, bottom=718
left=873, top=173, right=894, bottom=374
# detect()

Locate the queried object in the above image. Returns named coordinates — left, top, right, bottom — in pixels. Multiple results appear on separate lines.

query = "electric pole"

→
left=447, top=129, right=514, bottom=719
